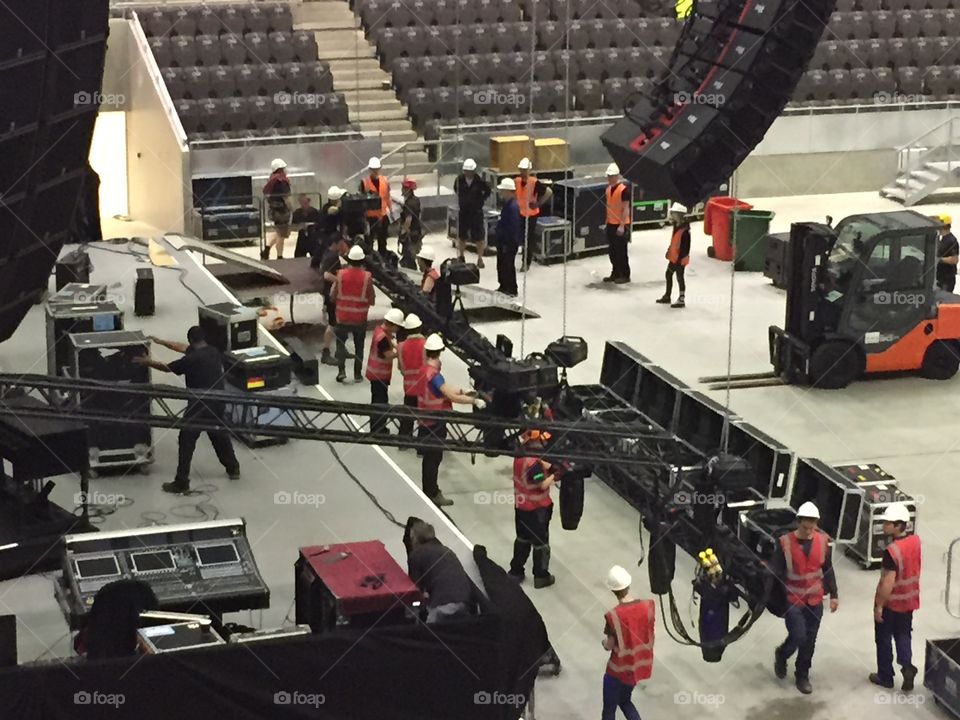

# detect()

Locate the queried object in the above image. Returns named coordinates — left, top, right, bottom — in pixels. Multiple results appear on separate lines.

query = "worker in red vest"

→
left=656, top=202, right=691, bottom=308
left=397, top=313, right=426, bottom=439
left=771, top=502, right=839, bottom=695
left=418, top=333, right=486, bottom=507
left=515, top=157, right=552, bottom=271
left=417, top=246, right=440, bottom=303
left=331, top=244, right=375, bottom=383
left=603, top=163, right=632, bottom=284
left=508, top=430, right=556, bottom=588
left=870, top=503, right=920, bottom=691
left=602, top=565, right=654, bottom=720
left=365, top=307, right=404, bottom=435
left=359, top=156, right=392, bottom=255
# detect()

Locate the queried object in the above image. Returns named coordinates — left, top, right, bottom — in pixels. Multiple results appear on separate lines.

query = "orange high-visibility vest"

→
left=605, top=600, right=656, bottom=685
left=365, top=324, right=394, bottom=382
left=886, top=534, right=921, bottom=613
left=606, top=182, right=631, bottom=226
left=513, top=456, right=553, bottom=511
left=335, top=267, right=372, bottom=326
left=418, top=362, right=451, bottom=426
left=666, top=226, right=690, bottom=266
left=780, top=531, right=828, bottom=607
left=362, top=175, right=390, bottom=219
left=399, top=335, right=426, bottom=397
left=515, top=175, right=541, bottom=218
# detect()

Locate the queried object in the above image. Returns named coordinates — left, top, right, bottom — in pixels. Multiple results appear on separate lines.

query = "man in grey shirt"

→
left=407, top=521, right=474, bottom=624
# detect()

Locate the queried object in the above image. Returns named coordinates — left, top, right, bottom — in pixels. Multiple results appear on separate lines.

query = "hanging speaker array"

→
left=602, top=0, right=836, bottom=205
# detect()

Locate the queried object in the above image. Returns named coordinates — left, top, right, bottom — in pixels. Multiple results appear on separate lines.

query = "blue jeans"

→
left=602, top=673, right=641, bottom=720
left=875, top=608, right=914, bottom=683
left=778, top=602, right=823, bottom=678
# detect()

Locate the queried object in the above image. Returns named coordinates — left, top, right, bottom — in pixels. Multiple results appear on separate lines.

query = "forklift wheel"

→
left=809, top=341, right=861, bottom=389
left=921, top=340, right=960, bottom=380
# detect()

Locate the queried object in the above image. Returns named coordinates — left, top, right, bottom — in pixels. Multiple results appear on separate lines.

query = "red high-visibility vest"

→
left=606, top=182, right=631, bottom=226
left=513, top=456, right=553, bottom=511
left=886, top=534, right=921, bottom=613
left=515, top=175, right=540, bottom=218
left=780, top=530, right=828, bottom=607
left=666, top=226, right=690, bottom=266
left=605, top=600, right=655, bottom=685
left=365, top=324, right=394, bottom=382
left=362, top=175, right=390, bottom=219
left=418, top=362, right=451, bottom=426
left=335, top=267, right=372, bottom=326
left=399, top=335, right=426, bottom=397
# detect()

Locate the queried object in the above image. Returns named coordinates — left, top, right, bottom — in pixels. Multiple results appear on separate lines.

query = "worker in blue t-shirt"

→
left=494, top=177, right=521, bottom=297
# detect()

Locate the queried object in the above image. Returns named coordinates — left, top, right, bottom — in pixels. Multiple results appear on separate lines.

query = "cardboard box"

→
left=489, top=135, right=535, bottom=172
left=534, top=138, right=569, bottom=171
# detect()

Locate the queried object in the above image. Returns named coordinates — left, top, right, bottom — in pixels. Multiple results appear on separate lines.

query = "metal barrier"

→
left=947, top=537, right=960, bottom=619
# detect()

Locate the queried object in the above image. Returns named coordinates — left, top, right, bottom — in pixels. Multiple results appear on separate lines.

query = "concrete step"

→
left=909, top=168, right=946, bottom=184
left=346, top=96, right=405, bottom=111
left=317, top=46, right=377, bottom=61
left=360, top=118, right=416, bottom=132
left=880, top=186, right=906, bottom=201
left=349, top=107, right=408, bottom=121
left=362, top=127, right=419, bottom=143
left=311, top=28, right=368, bottom=51
left=326, top=57, right=383, bottom=73
left=294, top=2, right=359, bottom=27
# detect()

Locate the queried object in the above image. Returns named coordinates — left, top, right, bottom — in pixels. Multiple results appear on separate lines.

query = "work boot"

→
left=507, top=571, right=525, bottom=584
left=901, top=665, right=918, bottom=692
left=532, top=546, right=552, bottom=585
left=613, top=277, right=630, bottom=284
left=774, top=648, right=787, bottom=679
left=260, top=247, right=270, bottom=260
left=354, top=370, right=364, bottom=383
left=431, top=493, right=454, bottom=507
left=656, top=295, right=671, bottom=304
left=477, top=257, right=485, bottom=269
left=795, top=676, right=812, bottom=695
left=227, top=468, right=241, bottom=481
left=869, top=673, right=894, bottom=689
left=671, top=295, right=686, bottom=308
left=533, top=574, right=556, bottom=589
left=602, top=275, right=616, bottom=283
left=320, top=349, right=337, bottom=366
left=162, top=480, right=190, bottom=495
left=336, top=372, right=347, bottom=383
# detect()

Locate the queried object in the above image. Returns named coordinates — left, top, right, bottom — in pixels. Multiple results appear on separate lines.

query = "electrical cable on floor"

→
left=73, top=496, right=134, bottom=525
left=325, top=441, right=404, bottom=529
left=139, top=511, right=167, bottom=526
left=85, top=240, right=207, bottom=304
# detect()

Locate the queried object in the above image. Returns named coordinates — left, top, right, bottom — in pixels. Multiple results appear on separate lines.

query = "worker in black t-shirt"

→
left=292, top=194, right=323, bottom=259
left=407, top=520, right=474, bottom=624
left=454, top=159, right=492, bottom=266
left=936, top=215, right=958, bottom=292
left=318, top=235, right=350, bottom=366
left=317, top=186, right=346, bottom=257
left=133, top=326, right=239, bottom=494
left=398, top=179, right=423, bottom=269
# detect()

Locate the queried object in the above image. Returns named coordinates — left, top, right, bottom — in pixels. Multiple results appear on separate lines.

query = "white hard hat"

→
left=463, top=158, right=477, bottom=171
left=271, top=158, right=286, bottom=171
left=605, top=162, right=620, bottom=176
left=796, top=501, right=820, bottom=520
left=347, top=245, right=365, bottom=261
left=606, top=565, right=632, bottom=592
left=881, top=503, right=911, bottom=524
left=517, top=157, right=532, bottom=170
left=498, top=177, right=516, bottom=191
left=670, top=202, right=688, bottom=214
left=368, top=156, right=382, bottom=170
left=417, top=246, right=435, bottom=262
left=327, top=186, right=345, bottom=201
left=404, top=313, right=422, bottom=330
left=424, top=333, right=445, bottom=351
left=384, top=308, right=405, bottom=326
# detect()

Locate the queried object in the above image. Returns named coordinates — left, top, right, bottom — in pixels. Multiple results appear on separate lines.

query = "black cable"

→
left=85, top=241, right=207, bottom=304
left=325, top=441, right=404, bottom=529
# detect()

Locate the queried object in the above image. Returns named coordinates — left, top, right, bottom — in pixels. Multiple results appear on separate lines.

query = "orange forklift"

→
left=769, top=211, right=960, bottom=388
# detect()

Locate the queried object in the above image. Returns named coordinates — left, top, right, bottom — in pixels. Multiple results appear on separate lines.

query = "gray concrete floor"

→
left=3, top=192, right=960, bottom=720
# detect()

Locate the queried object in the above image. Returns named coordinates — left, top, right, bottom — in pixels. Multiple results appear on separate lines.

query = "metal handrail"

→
left=894, top=114, right=960, bottom=153
left=189, top=130, right=361, bottom=147
left=946, top=537, right=960, bottom=619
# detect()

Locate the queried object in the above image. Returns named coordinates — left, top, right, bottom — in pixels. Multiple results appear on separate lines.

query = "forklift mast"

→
left=782, top=222, right=836, bottom=345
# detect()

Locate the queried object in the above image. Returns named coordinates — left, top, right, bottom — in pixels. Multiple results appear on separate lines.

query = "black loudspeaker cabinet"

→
left=0, top=615, right=15, bottom=667
left=55, top=248, right=92, bottom=290
left=134, top=267, right=155, bottom=316
left=763, top=232, right=791, bottom=289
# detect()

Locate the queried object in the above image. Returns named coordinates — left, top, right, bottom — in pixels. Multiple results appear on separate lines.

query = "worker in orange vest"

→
left=330, top=244, right=376, bottom=383
left=365, top=307, right=404, bottom=434
left=602, top=565, right=655, bottom=720
left=603, top=163, right=632, bottom=284
left=870, top=503, right=920, bottom=692
left=656, top=202, right=691, bottom=308
left=508, top=430, right=557, bottom=588
left=359, top=156, right=392, bottom=255
left=397, top=313, right=426, bottom=439
left=515, top=157, right=552, bottom=271
left=770, top=502, right=839, bottom=695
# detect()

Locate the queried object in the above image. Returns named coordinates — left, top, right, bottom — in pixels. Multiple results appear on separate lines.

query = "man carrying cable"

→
left=508, top=430, right=556, bottom=589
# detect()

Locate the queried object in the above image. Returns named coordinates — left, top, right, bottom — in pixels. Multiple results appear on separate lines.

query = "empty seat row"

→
left=827, top=9, right=960, bottom=39
left=149, top=31, right=319, bottom=68
left=189, top=125, right=362, bottom=145
left=162, top=62, right=334, bottom=101
left=174, top=94, right=349, bottom=135
left=836, top=0, right=958, bottom=11
left=810, top=36, right=960, bottom=70
left=791, top=65, right=960, bottom=102
left=141, top=4, right=293, bottom=38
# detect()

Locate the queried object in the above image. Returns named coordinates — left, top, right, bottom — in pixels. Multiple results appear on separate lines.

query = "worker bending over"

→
left=397, top=313, right=426, bottom=439
left=601, top=565, right=655, bottom=720
left=508, top=430, right=556, bottom=589
left=365, top=308, right=405, bottom=434
left=407, top=520, right=475, bottom=624
left=656, top=202, right=691, bottom=308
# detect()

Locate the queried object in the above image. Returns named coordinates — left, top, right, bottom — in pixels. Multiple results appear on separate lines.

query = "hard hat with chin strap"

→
left=881, top=503, right=910, bottom=524
left=424, top=333, right=445, bottom=351
left=384, top=308, right=405, bottom=326
left=606, top=565, right=632, bottom=591
left=796, top=501, right=820, bottom=520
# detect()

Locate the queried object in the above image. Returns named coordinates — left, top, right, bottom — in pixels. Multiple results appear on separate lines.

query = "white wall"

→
left=89, top=111, right=129, bottom=217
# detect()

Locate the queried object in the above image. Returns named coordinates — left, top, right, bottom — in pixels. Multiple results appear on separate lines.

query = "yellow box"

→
left=534, top=138, right=570, bottom=171
left=489, top=135, right=535, bottom=172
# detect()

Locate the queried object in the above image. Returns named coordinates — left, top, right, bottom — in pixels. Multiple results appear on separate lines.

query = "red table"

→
left=298, top=540, right=421, bottom=618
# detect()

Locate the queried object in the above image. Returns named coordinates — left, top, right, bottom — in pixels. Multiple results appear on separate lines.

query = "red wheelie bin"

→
left=704, top=197, right=753, bottom=261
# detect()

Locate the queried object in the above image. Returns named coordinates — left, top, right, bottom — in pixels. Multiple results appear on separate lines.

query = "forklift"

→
left=768, top=211, right=960, bottom=388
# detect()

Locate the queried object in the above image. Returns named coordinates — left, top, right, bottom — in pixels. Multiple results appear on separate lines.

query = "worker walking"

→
left=870, top=503, right=920, bottom=691
left=398, top=178, right=422, bottom=269
left=331, top=244, right=376, bottom=383
left=936, top=215, right=958, bottom=292
left=515, top=158, right=552, bottom=271
left=602, top=566, right=655, bottom=720
left=360, top=156, right=391, bottom=255
left=771, top=502, right=839, bottom=694
left=397, top=314, right=426, bottom=439
left=508, top=430, right=557, bottom=588
left=603, top=164, right=632, bottom=284
left=494, top=178, right=521, bottom=297
left=454, top=158, right=492, bottom=267
left=656, top=202, right=691, bottom=308
left=417, top=247, right=440, bottom=303
left=366, top=307, right=405, bottom=435
left=418, top=333, right=486, bottom=507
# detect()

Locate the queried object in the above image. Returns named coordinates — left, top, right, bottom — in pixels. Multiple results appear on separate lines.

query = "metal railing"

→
left=946, top=537, right=960, bottom=619
left=892, top=115, right=960, bottom=204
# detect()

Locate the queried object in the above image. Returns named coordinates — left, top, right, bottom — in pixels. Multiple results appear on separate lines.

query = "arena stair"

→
left=881, top=116, right=960, bottom=206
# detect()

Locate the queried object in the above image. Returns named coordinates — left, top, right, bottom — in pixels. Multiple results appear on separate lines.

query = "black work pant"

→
left=369, top=379, right=389, bottom=435
left=399, top=232, right=422, bottom=270
left=665, top=262, right=686, bottom=297
left=778, top=601, right=823, bottom=679
left=368, top=216, right=389, bottom=254
left=419, top=422, right=446, bottom=499
left=398, top=394, right=418, bottom=437
left=938, top=274, right=957, bottom=292
left=335, top=324, right=365, bottom=376
left=497, top=244, right=518, bottom=295
left=606, top=224, right=630, bottom=280
left=875, top=608, right=914, bottom=683
left=521, top=216, right=538, bottom=268
left=510, top=505, right=553, bottom=578
left=176, top=403, right=239, bottom=484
